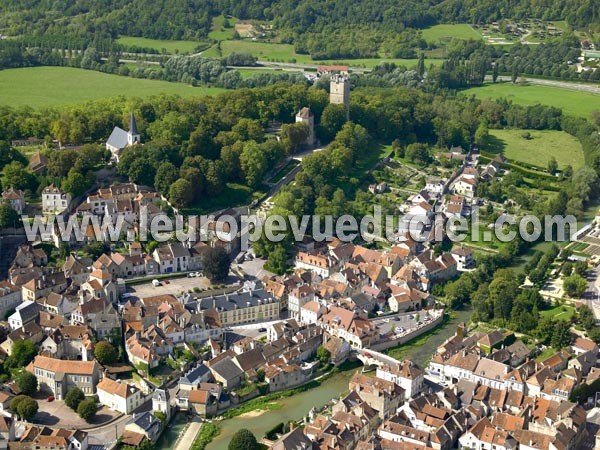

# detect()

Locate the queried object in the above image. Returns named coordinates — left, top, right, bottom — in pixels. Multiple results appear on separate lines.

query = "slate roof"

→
left=197, top=289, right=275, bottom=312
left=106, top=127, right=129, bottom=149
left=211, top=357, right=243, bottom=381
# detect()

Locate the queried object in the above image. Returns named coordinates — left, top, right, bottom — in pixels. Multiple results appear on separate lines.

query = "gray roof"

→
left=13, top=302, right=41, bottom=323
left=197, top=289, right=275, bottom=312
left=132, top=411, right=161, bottom=433
left=169, top=243, right=190, bottom=259
left=180, top=363, right=210, bottom=385
left=130, top=112, right=139, bottom=136
left=211, top=357, right=243, bottom=381
left=272, top=427, right=314, bottom=450
left=106, top=127, right=129, bottom=149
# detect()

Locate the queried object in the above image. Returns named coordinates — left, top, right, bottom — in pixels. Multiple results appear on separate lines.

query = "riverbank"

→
left=205, top=365, right=359, bottom=450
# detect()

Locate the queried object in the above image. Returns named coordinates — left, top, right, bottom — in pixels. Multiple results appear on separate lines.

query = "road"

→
left=485, top=75, right=600, bottom=95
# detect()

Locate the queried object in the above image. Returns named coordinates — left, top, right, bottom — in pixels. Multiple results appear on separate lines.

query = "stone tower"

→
left=330, top=75, right=350, bottom=120
left=295, top=107, right=315, bottom=148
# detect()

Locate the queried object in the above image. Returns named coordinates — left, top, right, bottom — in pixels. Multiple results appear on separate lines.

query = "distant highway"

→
left=484, top=75, right=600, bottom=95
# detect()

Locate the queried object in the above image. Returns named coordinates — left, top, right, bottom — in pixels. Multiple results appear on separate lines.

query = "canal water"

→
left=155, top=413, right=188, bottom=450
left=205, top=368, right=358, bottom=450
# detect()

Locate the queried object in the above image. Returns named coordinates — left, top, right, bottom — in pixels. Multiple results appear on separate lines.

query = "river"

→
left=205, top=368, right=358, bottom=450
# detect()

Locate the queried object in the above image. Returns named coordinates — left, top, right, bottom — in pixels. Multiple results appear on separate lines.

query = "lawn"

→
left=488, top=129, right=584, bottom=169
left=421, top=24, right=482, bottom=44
left=0, top=67, right=225, bottom=108
left=539, top=303, right=576, bottom=321
left=116, top=36, right=210, bottom=54
left=535, top=347, right=557, bottom=362
left=464, top=82, right=600, bottom=119
left=234, top=68, right=294, bottom=78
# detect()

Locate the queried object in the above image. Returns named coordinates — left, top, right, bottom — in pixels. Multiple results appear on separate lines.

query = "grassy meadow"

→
left=488, top=129, right=584, bottom=169
left=464, top=82, right=600, bottom=119
left=421, top=24, right=482, bottom=43
left=116, top=36, right=210, bottom=54
left=0, top=67, right=224, bottom=108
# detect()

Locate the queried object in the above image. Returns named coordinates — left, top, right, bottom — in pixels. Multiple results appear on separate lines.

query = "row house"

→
left=319, top=306, right=379, bottom=349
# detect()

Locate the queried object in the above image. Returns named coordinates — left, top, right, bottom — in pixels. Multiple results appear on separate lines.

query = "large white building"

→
left=42, top=184, right=71, bottom=215
left=97, top=377, right=144, bottom=414
left=106, top=112, right=141, bottom=162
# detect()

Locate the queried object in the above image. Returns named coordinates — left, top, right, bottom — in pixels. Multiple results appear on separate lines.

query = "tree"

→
left=405, top=143, right=429, bottom=165
left=202, top=247, right=230, bottom=282
left=548, top=157, right=558, bottom=175
left=94, top=341, right=118, bottom=365
left=281, top=122, right=309, bottom=153
left=154, top=162, right=180, bottom=196
left=551, top=320, right=572, bottom=349
left=10, top=395, right=38, bottom=421
left=65, top=387, right=85, bottom=410
left=6, top=340, right=37, bottom=368
left=578, top=305, right=596, bottom=331
left=0, top=204, right=19, bottom=228
left=266, top=244, right=288, bottom=275
left=417, top=52, right=425, bottom=78
left=168, top=178, right=194, bottom=208
left=474, top=123, right=489, bottom=149
left=318, top=104, right=347, bottom=142
left=492, top=63, right=499, bottom=83
left=240, top=141, right=268, bottom=188
left=2, top=161, right=35, bottom=191
left=62, top=168, right=89, bottom=197
left=228, top=429, right=257, bottom=450
left=563, top=274, right=587, bottom=298
left=77, top=398, right=97, bottom=422
left=16, top=372, right=38, bottom=395
left=317, top=345, right=330, bottom=365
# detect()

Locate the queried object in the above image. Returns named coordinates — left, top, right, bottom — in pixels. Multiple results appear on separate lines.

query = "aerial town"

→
left=0, top=2, right=599, bottom=450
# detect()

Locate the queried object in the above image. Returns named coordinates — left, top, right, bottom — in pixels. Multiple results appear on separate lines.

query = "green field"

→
left=488, top=129, right=584, bottom=169
left=234, top=68, right=294, bottom=78
left=464, top=82, right=600, bottom=119
left=204, top=40, right=445, bottom=68
left=0, top=67, right=224, bottom=108
left=208, top=15, right=239, bottom=41
left=421, top=24, right=482, bottom=43
left=116, top=36, right=210, bottom=54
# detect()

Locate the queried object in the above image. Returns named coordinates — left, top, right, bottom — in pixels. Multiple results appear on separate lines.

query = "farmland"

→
left=0, top=67, right=224, bottom=108
left=464, top=82, right=600, bottom=119
left=488, top=129, right=584, bottom=169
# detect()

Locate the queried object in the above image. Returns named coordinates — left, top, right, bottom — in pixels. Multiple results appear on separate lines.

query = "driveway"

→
left=33, top=397, right=120, bottom=429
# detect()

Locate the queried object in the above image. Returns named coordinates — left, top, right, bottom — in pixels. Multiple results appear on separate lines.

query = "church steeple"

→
left=129, top=111, right=139, bottom=135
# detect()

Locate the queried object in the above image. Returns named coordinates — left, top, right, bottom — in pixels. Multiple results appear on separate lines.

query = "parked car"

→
left=258, top=327, right=267, bottom=332
left=47, top=395, right=54, bottom=402
left=152, top=279, right=161, bottom=287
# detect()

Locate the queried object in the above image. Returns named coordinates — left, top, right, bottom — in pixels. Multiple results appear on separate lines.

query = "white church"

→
left=106, top=112, right=141, bottom=162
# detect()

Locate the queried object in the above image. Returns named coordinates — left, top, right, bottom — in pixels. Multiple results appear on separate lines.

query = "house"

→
left=288, top=284, right=315, bottom=319
left=179, top=363, right=212, bottom=391
left=1, top=188, right=25, bottom=214
left=458, top=417, right=517, bottom=450
left=319, top=306, right=379, bottom=349
left=571, top=337, right=598, bottom=357
left=349, top=373, right=404, bottom=420
left=124, top=412, right=162, bottom=442
left=376, top=360, right=424, bottom=399
left=0, top=281, right=21, bottom=320
left=40, top=324, right=94, bottom=361
left=477, top=331, right=505, bottom=354
left=451, top=247, right=475, bottom=271
left=153, top=242, right=191, bottom=273
left=301, top=301, right=326, bottom=325
left=425, top=177, right=445, bottom=195
left=295, top=250, right=340, bottom=278
left=209, top=356, right=244, bottom=390
left=28, top=152, right=49, bottom=174
left=267, top=319, right=301, bottom=342
left=264, top=361, right=316, bottom=392
left=27, top=355, right=100, bottom=399
left=42, top=185, right=71, bottom=215
left=8, top=300, right=41, bottom=330
left=19, top=427, right=88, bottom=450
left=187, top=386, right=220, bottom=417
left=106, top=112, right=141, bottom=162
left=97, top=378, right=143, bottom=414
left=270, top=427, right=314, bottom=450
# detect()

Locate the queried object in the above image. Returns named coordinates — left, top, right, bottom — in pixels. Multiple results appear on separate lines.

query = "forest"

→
left=0, top=0, right=597, bottom=60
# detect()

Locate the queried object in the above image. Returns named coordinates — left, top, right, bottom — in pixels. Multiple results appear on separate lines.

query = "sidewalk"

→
left=173, top=418, right=202, bottom=450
